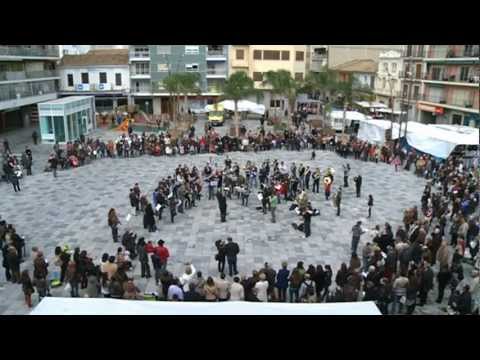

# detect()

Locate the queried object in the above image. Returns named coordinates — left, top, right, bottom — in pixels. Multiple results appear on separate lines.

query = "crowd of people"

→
left=1, top=119, right=480, bottom=315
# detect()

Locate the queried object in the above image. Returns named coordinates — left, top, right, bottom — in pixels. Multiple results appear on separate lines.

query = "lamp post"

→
left=385, top=72, right=395, bottom=137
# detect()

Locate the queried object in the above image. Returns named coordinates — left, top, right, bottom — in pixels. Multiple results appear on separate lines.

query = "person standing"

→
left=269, top=193, right=278, bottom=223
left=335, top=187, right=342, bottom=216
left=20, top=270, right=35, bottom=308
left=324, top=178, right=332, bottom=201
left=215, top=239, right=226, bottom=273
left=155, top=240, right=170, bottom=271
left=32, top=131, right=38, bottom=145
left=229, top=276, right=245, bottom=301
left=354, top=174, right=362, bottom=198
left=10, top=172, right=20, bottom=193
left=351, top=221, right=366, bottom=256
left=343, top=164, right=350, bottom=188
left=107, top=208, right=121, bottom=243
left=3, top=139, right=10, bottom=154
left=144, top=203, right=156, bottom=233
left=129, top=188, right=140, bottom=216
left=216, top=189, right=227, bottom=223
left=137, top=238, right=151, bottom=279
left=436, top=264, right=452, bottom=304
left=367, top=195, right=374, bottom=219
left=304, top=166, right=311, bottom=190
left=275, top=261, right=290, bottom=302
left=225, top=237, right=240, bottom=277
left=215, top=273, right=230, bottom=301
left=312, top=168, right=321, bottom=193
left=254, top=273, right=269, bottom=302
left=302, top=207, right=313, bottom=238
left=418, top=263, right=434, bottom=306
left=48, top=153, right=58, bottom=178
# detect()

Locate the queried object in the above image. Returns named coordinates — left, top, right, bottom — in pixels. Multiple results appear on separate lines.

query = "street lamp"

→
left=384, top=72, right=395, bottom=136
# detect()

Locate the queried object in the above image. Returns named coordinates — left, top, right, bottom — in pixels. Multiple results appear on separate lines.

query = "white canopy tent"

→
left=30, top=297, right=381, bottom=315
left=204, top=100, right=266, bottom=115
left=328, top=110, right=370, bottom=131
left=357, top=119, right=400, bottom=144
left=404, top=122, right=479, bottom=159
left=355, top=101, right=388, bottom=110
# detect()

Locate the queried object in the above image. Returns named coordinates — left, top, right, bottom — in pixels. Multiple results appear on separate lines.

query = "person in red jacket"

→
left=155, top=240, right=170, bottom=271
left=145, top=241, right=155, bottom=254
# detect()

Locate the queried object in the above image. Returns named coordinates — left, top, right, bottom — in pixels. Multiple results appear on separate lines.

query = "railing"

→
left=399, top=70, right=424, bottom=80
left=422, top=93, right=475, bottom=108
left=207, top=49, right=227, bottom=57
left=133, top=85, right=153, bottom=93
left=402, top=46, right=425, bottom=58
left=424, top=71, right=479, bottom=84
left=0, top=80, right=57, bottom=102
left=0, top=45, right=59, bottom=58
left=207, top=86, right=222, bottom=93
left=130, top=51, right=150, bottom=58
left=130, top=70, right=151, bottom=76
left=464, top=45, right=480, bottom=57
left=0, top=69, right=58, bottom=82
left=206, top=69, right=227, bottom=75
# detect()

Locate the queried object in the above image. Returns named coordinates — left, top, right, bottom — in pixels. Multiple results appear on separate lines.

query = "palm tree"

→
left=178, top=73, right=201, bottom=121
left=263, top=70, right=300, bottom=126
left=222, top=71, right=255, bottom=137
left=163, top=74, right=182, bottom=122
left=303, top=69, right=337, bottom=118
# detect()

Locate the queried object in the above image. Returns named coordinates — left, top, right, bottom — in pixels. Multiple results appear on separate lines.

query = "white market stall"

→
left=327, top=110, right=370, bottom=131
left=404, top=122, right=479, bottom=159
left=356, top=119, right=401, bottom=145
left=30, top=297, right=381, bottom=315
left=205, top=100, right=266, bottom=115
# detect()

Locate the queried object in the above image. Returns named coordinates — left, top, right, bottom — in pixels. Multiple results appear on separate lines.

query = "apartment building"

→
left=328, top=45, right=403, bottom=69
left=373, top=50, right=404, bottom=112
left=309, top=45, right=328, bottom=72
left=228, top=45, right=308, bottom=111
left=0, top=45, right=60, bottom=133
left=417, top=45, right=479, bottom=126
left=129, top=45, right=228, bottom=115
left=58, top=49, right=130, bottom=112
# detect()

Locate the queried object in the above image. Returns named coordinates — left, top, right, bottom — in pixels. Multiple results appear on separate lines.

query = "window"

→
left=403, top=84, right=408, bottom=97
left=263, top=50, right=280, bottom=60
left=460, top=66, right=469, bottom=81
left=452, top=114, right=462, bottom=125
left=252, top=72, right=263, bottom=82
left=156, top=46, right=171, bottom=55
left=281, top=51, right=290, bottom=60
left=295, top=51, right=304, bottom=61
left=67, top=74, right=73, bottom=87
left=391, top=63, right=397, bottom=73
left=135, top=62, right=150, bottom=74
left=413, top=86, right=420, bottom=99
left=185, top=64, right=199, bottom=72
left=236, top=49, right=244, bottom=60
left=99, top=72, right=107, bottom=84
left=294, top=72, right=303, bottom=81
left=382, top=78, right=386, bottom=89
left=383, top=63, right=389, bottom=72
left=185, top=45, right=199, bottom=55
left=253, top=50, right=262, bottom=60
left=431, top=67, right=441, bottom=81
left=157, top=64, right=169, bottom=72
left=115, top=73, right=122, bottom=86
left=81, top=72, right=89, bottom=84
left=270, top=99, right=281, bottom=108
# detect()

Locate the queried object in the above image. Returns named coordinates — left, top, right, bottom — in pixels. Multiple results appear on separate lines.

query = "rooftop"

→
left=39, top=96, right=94, bottom=105
left=332, top=59, right=377, bottom=73
left=59, top=49, right=129, bottom=67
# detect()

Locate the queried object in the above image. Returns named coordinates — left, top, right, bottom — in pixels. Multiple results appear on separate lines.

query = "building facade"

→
left=129, top=45, right=228, bottom=115
left=417, top=45, right=479, bottom=126
left=328, top=45, right=403, bottom=69
left=58, top=49, right=130, bottom=112
left=228, top=45, right=308, bottom=111
left=308, top=45, right=328, bottom=72
left=374, top=50, right=404, bottom=112
left=0, top=45, right=60, bottom=133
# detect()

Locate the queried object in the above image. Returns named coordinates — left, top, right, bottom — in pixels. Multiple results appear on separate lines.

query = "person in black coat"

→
left=137, top=238, right=151, bottom=278
left=216, top=190, right=227, bottom=223
left=215, top=239, right=226, bottom=273
left=144, top=203, right=156, bottom=232
left=225, top=237, right=240, bottom=277
left=2, top=244, right=11, bottom=282
left=354, top=175, right=362, bottom=198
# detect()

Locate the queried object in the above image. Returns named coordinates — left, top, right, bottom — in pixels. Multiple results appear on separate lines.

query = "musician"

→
left=354, top=174, right=363, bottom=198
left=324, top=176, right=332, bottom=201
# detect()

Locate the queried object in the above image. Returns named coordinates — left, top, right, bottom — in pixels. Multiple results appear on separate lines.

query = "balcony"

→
left=463, top=45, right=480, bottom=58
left=207, top=48, right=227, bottom=60
left=206, top=68, right=227, bottom=78
left=132, top=84, right=153, bottom=94
left=0, top=80, right=57, bottom=108
left=129, top=50, right=150, bottom=61
left=401, top=46, right=425, bottom=58
left=423, top=71, right=479, bottom=87
left=69, top=83, right=121, bottom=92
left=399, top=70, right=424, bottom=80
left=421, top=93, right=477, bottom=111
left=0, top=70, right=59, bottom=82
left=130, top=70, right=151, bottom=79
left=0, top=45, right=59, bottom=58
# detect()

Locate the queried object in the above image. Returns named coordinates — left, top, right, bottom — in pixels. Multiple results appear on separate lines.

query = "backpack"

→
left=303, top=281, right=315, bottom=297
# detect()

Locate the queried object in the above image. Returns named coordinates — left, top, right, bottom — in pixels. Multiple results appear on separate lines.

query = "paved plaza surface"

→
left=0, top=120, right=464, bottom=314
